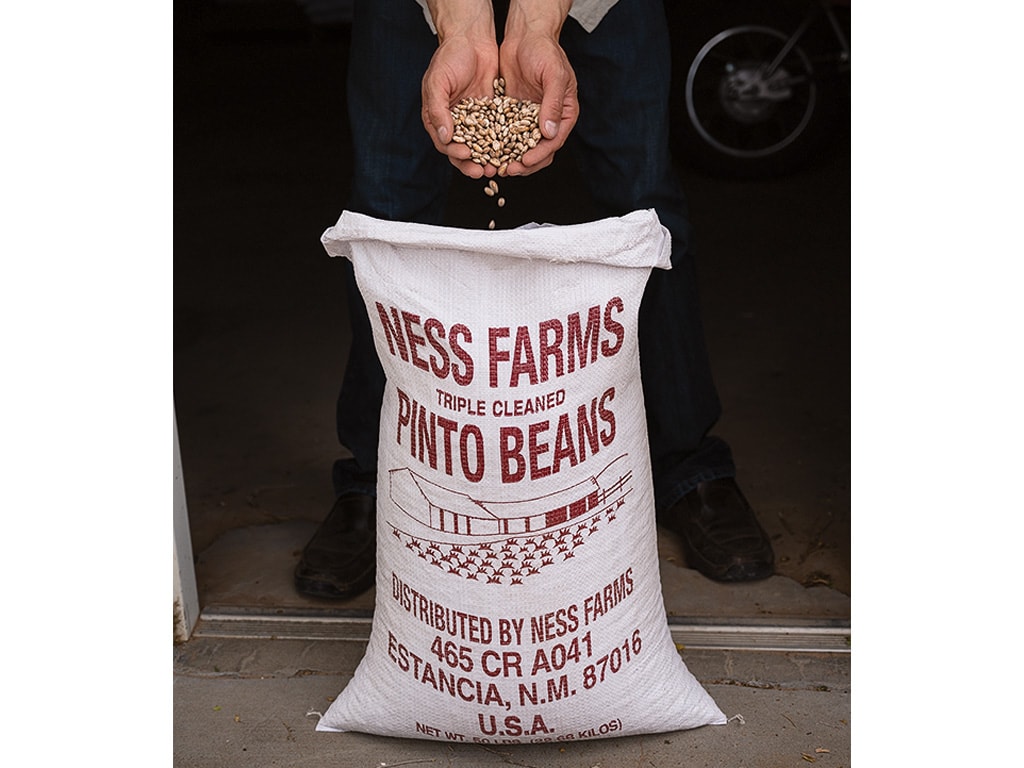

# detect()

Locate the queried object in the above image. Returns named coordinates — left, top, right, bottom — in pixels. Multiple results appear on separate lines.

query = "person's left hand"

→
left=497, top=8, right=579, bottom=176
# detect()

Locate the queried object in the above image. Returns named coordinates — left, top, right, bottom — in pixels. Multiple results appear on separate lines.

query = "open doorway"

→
left=174, top=0, right=850, bottom=643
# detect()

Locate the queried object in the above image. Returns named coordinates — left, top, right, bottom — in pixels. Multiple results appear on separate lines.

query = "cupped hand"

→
left=497, top=24, right=578, bottom=176
left=421, top=34, right=500, bottom=179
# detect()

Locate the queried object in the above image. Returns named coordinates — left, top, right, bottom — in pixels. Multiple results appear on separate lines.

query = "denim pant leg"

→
left=560, top=0, right=736, bottom=512
left=333, top=0, right=452, bottom=497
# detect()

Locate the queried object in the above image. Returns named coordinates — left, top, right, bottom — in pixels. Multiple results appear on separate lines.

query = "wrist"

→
left=504, top=0, right=573, bottom=42
left=426, top=0, right=495, bottom=43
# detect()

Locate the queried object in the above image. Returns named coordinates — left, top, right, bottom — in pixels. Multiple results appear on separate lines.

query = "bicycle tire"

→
left=678, top=25, right=822, bottom=177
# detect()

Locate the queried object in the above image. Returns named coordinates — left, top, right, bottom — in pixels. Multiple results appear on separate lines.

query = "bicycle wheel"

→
left=682, top=25, right=818, bottom=176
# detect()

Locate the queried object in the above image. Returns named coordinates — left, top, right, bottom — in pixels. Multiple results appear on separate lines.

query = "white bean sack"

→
left=316, top=210, right=725, bottom=743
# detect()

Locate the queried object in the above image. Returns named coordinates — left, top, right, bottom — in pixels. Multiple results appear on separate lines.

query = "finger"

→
left=449, top=155, right=487, bottom=179
left=444, top=138, right=474, bottom=162
left=504, top=151, right=554, bottom=177
left=521, top=142, right=558, bottom=169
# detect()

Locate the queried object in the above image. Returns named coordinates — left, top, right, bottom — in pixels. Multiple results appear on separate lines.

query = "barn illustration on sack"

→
left=387, top=454, right=633, bottom=584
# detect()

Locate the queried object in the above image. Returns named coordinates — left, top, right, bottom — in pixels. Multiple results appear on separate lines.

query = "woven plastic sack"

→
left=316, top=210, right=726, bottom=742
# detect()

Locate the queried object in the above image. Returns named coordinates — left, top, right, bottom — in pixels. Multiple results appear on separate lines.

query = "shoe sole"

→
left=294, top=567, right=376, bottom=600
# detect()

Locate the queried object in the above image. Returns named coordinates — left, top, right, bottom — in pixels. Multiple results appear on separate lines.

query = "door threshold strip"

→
left=193, top=606, right=850, bottom=653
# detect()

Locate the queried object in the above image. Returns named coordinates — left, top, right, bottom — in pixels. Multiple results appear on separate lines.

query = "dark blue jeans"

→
left=334, top=0, right=735, bottom=511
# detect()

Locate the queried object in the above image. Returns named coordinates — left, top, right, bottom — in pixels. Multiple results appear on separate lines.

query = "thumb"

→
left=537, top=63, right=575, bottom=141
left=427, top=98, right=454, bottom=145
left=538, top=93, right=562, bottom=140
left=422, top=73, right=456, bottom=146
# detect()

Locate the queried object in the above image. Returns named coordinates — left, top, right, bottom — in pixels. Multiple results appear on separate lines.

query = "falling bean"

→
left=450, top=80, right=540, bottom=228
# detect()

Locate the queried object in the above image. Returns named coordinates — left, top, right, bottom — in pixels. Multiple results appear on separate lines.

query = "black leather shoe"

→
left=294, top=493, right=376, bottom=599
left=659, top=478, right=774, bottom=582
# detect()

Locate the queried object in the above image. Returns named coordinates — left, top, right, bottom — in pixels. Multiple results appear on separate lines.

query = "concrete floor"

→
left=174, top=635, right=850, bottom=767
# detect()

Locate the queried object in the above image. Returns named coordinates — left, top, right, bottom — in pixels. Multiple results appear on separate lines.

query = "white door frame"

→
left=173, top=409, right=200, bottom=642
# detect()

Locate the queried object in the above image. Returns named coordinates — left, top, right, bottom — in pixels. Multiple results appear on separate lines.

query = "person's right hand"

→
left=421, top=1, right=500, bottom=179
